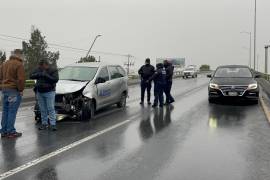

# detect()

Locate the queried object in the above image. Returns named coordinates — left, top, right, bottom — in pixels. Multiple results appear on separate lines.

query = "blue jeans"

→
left=1, top=90, right=22, bottom=134
left=37, top=91, right=56, bottom=126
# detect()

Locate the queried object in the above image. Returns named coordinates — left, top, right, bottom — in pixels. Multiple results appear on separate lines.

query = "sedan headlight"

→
left=248, top=83, right=258, bottom=90
left=209, top=83, right=219, bottom=89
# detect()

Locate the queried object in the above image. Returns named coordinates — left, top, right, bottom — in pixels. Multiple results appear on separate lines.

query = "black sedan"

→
left=207, top=65, right=260, bottom=104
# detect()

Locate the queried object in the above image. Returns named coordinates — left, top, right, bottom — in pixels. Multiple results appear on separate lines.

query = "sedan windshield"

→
left=214, top=67, right=252, bottom=78
left=59, top=66, right=98, bottom=81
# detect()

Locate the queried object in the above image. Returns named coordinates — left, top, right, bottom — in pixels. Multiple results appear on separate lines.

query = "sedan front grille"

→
left=219, top=85, right=248, bottom=96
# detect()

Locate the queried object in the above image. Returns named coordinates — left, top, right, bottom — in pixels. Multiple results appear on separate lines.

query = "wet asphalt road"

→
left=1, top=76, right=270, bottom=180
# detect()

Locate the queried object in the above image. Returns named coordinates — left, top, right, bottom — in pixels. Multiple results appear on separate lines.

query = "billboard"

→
left=156, top=58, right=185, bottom=68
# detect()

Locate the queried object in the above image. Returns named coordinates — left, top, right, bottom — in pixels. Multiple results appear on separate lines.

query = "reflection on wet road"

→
left=1, top=76, right=270, bottom=180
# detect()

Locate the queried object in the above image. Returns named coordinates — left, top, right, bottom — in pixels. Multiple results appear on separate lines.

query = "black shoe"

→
left=170, top=99, right=175, bottom=103
left=152, top=104, right=157, bottom=108
left=159, top=105, right=164, bottom=108
left=1, top=133, right=8, bottom=138
left=7, top=132, right=22, bottom=138
left=164, top=102, right=170, bottom=105
left=140, top=102, right=144, bottom=105
left=39, top=124, right=48, bottom=130
left=147, top=101, right=152, bottom=105
left=51, top=125, right=57, bottom=131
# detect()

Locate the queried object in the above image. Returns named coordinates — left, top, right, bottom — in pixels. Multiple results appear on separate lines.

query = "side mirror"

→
left=254, top=74, right=261, bottom=78
left=207, top=74, right=212, bottom=78
left=95, top=77, right=106, bottom=84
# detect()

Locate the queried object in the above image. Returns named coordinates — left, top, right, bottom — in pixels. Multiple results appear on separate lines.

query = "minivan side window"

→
left=98, top=67, right=109, bottom=81
left=108, top=66, right=123, bottom=79
left=117, top=66, right=126, bottom=77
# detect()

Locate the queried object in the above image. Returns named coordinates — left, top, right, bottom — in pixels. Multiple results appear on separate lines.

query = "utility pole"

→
left=265, top=45, right=270, bottom=74
left=249, top=32, right=252, bottom=68
left=241, top=31, right=252, bottom=67
left=257, top=54, right=259, bottom=71
left=125, top=54, right=134, bottom=75
left=253, top=0, right=257, bottom=70
left=85, top=34, right=102, bottom=58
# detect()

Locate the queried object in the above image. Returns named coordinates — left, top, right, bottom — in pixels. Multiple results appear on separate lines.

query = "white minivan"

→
left=35, top=62, right=128, bottom=121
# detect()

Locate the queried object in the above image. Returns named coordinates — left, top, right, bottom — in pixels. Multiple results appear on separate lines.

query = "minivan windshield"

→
left=59, top=66, right=98, bottom=81
left=214, top=67, right=252, bottom=78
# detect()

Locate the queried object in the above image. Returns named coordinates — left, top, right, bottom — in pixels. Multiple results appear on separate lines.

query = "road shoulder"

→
left=259, top=88, right=270, bottom=123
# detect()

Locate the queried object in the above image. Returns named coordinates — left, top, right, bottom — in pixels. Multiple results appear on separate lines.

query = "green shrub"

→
left=25, top=80, right=36, bottom=88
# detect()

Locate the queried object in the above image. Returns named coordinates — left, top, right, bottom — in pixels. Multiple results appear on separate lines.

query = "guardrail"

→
left=255, top=71, right=270, bottom=81
left=260, top=73, right=270, bottom=81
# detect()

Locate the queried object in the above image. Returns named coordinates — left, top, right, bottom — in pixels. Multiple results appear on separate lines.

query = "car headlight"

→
left=209, top=83, right=219, bottom=89
left=248, top=83, right=258, bottom=90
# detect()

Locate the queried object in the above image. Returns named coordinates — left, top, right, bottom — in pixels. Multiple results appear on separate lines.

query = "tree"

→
left=0, top=51, right=6, bottom=62
left=22, top=26, right=60, bottom=78
left=77, top=55, right=96, bottom=63
left=199, top=64, right=210, bottom=71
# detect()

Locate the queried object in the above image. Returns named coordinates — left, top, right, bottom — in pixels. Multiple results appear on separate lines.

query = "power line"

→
left=0, top=37, right=21, bottom=44
left=0, top=33, right=130, bottom=57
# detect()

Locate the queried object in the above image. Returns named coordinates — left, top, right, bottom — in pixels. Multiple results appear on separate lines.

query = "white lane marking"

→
left=0, top=119, right=131, bottom=180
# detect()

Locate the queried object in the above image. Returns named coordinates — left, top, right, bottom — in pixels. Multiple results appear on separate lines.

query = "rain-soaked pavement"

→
left=1, top=76, right=270, bottom=180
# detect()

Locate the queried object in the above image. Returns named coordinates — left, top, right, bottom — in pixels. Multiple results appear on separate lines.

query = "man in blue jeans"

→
left=30, top=60, right=59, bottom=131
left=0, top=49, right=25, bottom=138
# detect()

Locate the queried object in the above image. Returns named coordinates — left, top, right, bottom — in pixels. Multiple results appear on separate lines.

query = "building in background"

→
left=156, top=58, right=185, bottom=75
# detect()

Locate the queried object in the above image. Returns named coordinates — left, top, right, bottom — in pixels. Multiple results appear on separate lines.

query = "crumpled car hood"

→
left=56, top=80, right=88, bottom=94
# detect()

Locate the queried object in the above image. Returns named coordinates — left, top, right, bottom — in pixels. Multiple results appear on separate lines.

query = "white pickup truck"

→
left=183, top=66, right=198, bottom=79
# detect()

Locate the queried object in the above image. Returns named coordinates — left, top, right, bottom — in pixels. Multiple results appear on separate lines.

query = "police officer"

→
left=148, top=63, right=166, bottom=108
left=164, top=60, right=175, bottom=104
left=138, top=58, right=155, bottom=105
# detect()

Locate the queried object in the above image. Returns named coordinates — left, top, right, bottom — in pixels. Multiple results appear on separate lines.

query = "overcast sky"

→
left=0, top=0, right=270, bottom=71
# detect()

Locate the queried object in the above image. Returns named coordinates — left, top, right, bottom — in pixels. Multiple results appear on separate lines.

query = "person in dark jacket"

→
left=138, top=58, right=155, bottom=105
left=164, top=60, right=175, bottom=104
left=148, top=63, right=166, bottom=108
left=30, top=60, right=59, bottom=131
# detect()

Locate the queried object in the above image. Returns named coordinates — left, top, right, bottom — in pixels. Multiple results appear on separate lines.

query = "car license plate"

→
left=228, top=92, right=238, bottom=96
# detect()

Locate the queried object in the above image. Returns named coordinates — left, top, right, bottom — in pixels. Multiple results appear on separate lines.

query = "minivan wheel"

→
left=117, top=93, right=127, bottom=108
left=79, top=100, right=95, bottom=121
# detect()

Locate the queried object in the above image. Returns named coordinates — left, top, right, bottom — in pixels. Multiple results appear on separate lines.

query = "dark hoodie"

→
left=164, top=62, right=174, bottom=82
left=138, top=64, right=155, bottom=81
left=30, top=66, right=59, bottom=93
left=149, top=63, right=167, bottom=85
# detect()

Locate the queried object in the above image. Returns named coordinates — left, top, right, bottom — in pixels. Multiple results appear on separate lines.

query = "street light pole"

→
left=85, top=34, right=102, bottom=58
left=265, top=45, right=270, bottom=74
left=253, top=0, right=257, bottom=70
left=241, top=31, right=252, bottom=68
